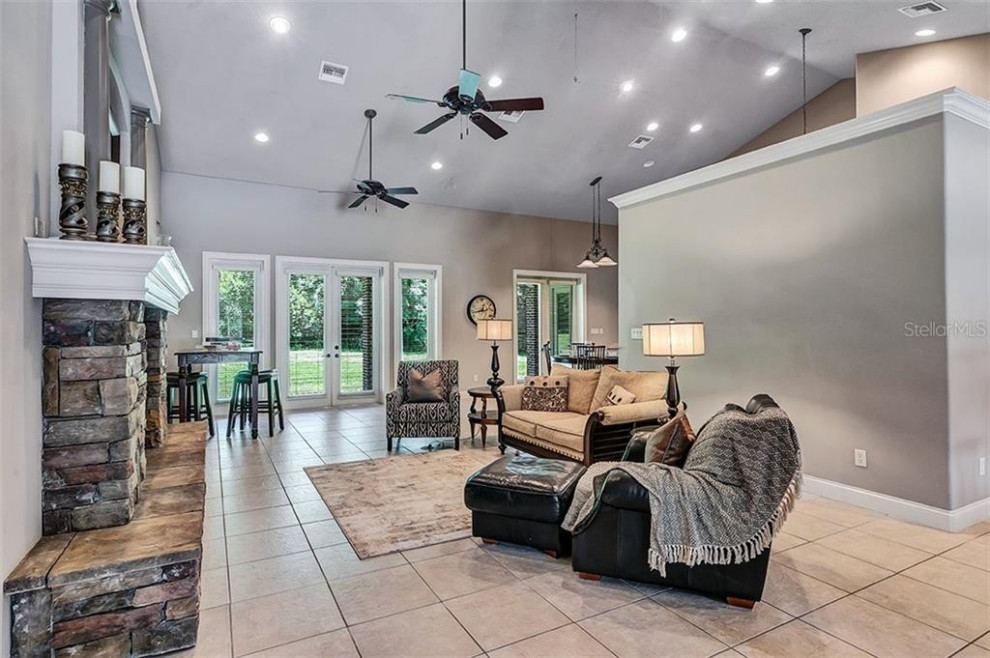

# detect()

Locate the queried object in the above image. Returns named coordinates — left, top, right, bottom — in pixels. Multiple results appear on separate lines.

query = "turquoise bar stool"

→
left=226, top=369, right=285, bottom=437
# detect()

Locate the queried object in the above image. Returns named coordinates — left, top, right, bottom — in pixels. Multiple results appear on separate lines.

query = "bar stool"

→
left=226, top=369, right=285, bottom=438
left=166, top=372, right=216, bottom=437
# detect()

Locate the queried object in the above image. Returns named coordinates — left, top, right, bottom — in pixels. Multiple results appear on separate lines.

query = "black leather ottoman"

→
left=464, top=454, right=586, bottom=557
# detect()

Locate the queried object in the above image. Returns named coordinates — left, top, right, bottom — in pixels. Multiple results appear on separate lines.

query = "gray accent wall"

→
left=617, top=116, right=986, bottom=511
left=1, top=0, right=50, bottom=652
left=161, top=171, right=618, bottom=392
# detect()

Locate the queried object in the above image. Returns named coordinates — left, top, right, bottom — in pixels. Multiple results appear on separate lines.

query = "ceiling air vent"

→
left=318, top=61, right=349, bottom=85
left=499, top=111, right=525, bottom=123
left=898, top=1, right=947, bottom=18
left=628, top=135, right=654, bottom=149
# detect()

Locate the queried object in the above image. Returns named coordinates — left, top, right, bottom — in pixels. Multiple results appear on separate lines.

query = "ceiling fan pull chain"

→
left=573, top=12, right=580, bottom=84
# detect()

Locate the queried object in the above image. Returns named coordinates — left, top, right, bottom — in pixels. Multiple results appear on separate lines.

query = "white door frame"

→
left=512, top=270, right=588, bottom=382
left=275, top=256, right=390, bottom=409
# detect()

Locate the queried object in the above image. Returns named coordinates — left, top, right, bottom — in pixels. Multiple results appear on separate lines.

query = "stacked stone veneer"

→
left=144, top=308, right=168, bottom=449
left=42, top=299, right=148, bottom=534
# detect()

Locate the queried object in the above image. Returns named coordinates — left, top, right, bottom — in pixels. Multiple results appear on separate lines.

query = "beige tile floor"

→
left=175, top=405, right=990, bottom=658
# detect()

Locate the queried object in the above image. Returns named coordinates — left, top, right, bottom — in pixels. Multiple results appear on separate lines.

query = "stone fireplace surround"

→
left=4, top=239, right=199, bottom=656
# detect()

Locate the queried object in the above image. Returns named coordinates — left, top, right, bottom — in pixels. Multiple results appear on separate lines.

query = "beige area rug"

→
left=305, top=450, right=494, bottom=559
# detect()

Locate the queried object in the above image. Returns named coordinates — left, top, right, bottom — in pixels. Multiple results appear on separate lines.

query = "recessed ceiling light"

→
left=764, top=65, right=781, bottom=77
left=430, top=161, right=443, bottom=170
left=755, top=0, right=774, bottom=4
left=488, top=76, right=503, bottom=88
left=620, top=79, right=635, bottom=93
left=253, top=132, right=270, bottom=143
left=643, top=160, right=655, bottom=168
left=671, top=27, right=688, bottom=43
left=646, top=121, right=659, bottom=132
left=689, top=123, right=703, bottom=133
left=269, top=16, right=291, bottom=34
left=915, top=28, right=936, bottom=37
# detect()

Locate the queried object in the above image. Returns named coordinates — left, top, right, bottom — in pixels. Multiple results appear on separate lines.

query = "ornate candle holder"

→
left=95, top=191, right=122, bottom=242
left=57, top=163, right=89, bottom=240
left=121, top=198, right=147, bottom=245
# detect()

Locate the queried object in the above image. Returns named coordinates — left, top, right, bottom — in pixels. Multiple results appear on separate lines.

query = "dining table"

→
left=550, top=352, right=619, bottom=367
left=174, top=348, right=263, bottom=438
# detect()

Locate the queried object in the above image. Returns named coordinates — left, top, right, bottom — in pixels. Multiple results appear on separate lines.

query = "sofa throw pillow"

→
left=521, top=375, right=569, bottom=412
left=551, top=365, right=600, bottom=414
left=643, top=409, right=697, bottom=467
left=407, top=368, right=445, bottom=403
left=590, top=366, right=668, bottom=412
left=604, top=384, right=636, bottom=406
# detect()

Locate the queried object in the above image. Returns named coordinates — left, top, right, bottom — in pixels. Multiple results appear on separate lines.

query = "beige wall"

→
left=619, top=116, right=974, bottom=511
left=1, top=1, right=49, bottom=652
left=161, top=172, right=618, bottom=399
left=856, top=34, right=990, bottom=116
left=731, top=78, right=857, bottom=157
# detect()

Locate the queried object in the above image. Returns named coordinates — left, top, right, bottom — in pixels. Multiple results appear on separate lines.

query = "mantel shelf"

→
left=25, top=238, right=193, bottom=314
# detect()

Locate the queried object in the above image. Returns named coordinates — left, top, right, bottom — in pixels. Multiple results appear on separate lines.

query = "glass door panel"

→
left=516, top=282, right=541, bottom=380
left=216, top=269, right=256, bottom=401
left=331, top=269, right=380, bottom=404
left=287, top=273, right=327, bottom=397
left=550, top=283, right=575, bottom=355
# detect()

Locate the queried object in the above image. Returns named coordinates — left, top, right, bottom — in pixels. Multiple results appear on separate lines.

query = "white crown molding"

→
left=803, top=475, right=989, bottom=533
left=611, top=88, right=990, bottom=210
left=25, top=238, right=192, bottom=314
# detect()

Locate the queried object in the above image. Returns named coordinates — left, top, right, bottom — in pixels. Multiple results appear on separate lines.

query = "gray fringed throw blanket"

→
left=562, top=399, right=801, bottom=577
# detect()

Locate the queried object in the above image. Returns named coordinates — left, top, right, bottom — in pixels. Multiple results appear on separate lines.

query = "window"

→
left=394, top=264, right=442, bottom=365
left=287, top=273, right=326, bottom=397
left=514, top=272, right=587, bottom=382
left=202, top=253, right=270, bottom=402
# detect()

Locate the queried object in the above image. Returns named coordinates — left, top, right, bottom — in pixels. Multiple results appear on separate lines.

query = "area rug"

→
left=304, top=450, right=491, bottom=559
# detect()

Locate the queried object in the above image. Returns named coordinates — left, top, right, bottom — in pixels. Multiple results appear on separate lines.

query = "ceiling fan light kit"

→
left=386, top=0, right=545, bottom=140
left=577, top=176, right=617, bottom=269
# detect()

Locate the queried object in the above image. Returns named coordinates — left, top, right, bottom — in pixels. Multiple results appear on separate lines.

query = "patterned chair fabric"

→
left=386, top=360, right=460, bottom=450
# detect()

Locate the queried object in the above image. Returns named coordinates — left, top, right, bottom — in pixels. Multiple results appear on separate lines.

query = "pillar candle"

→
left=61, top=130, right=86, bottom=166
left=98, top=161, right=120, bottom=194
left=123, top=166, right=145, bottom=201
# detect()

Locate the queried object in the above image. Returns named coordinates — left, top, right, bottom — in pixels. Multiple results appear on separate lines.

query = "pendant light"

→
left=577, top=176, right=617, bottom=268
left=594, top=179, right=617, bottom=266
left=577, top=176, right=601, bottom=268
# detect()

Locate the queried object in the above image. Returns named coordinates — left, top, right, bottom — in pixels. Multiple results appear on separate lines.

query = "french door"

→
left=275, top=257, right=386, bottom=407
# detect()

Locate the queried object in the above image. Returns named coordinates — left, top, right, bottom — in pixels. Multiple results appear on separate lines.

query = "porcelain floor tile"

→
left=761, top=562, right=845, bottom=616
left=348, top=603, right=482, bottom=658
left=815, top=528, right=932, bottom=571
left=903, top=557, right=990, bottom=604
left=488, top=624, right=614, bottom=658
left=243, top=629, right=358, bottom=658
left=330, top=564, right=438, bottom=625
left=525, top=571, right=643, bottom=621
left=230, top=584, right=344, bottom=657
left=446, top=582, right=570, bottom=651
left=579, top=599, right=727, bottom=658
left=773, top=543, right=892, bottom=592
left=652, top=588, right=792, bottom=646
left=859, top=574, right=990, bottom=641
left=735, top=619, right=869, bottom=658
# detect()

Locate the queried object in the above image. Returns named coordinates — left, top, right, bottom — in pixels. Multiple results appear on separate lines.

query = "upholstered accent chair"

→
left=386, top=360, right=460, bottom=452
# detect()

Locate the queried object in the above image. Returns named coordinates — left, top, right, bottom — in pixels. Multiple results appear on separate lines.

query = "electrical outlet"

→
left=33, top=216, right=45, bottom=237
left=630, top=327, right=643, bottom=340
left=473, top=374, right=479, bottom=383
left=191, top=329, right=199, bottom=339
left=854, top=449, right=868, bottom=468
left=980, top=457, right=986, bottom=476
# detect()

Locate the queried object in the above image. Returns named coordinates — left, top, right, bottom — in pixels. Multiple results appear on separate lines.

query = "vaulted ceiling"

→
left=139, top=1, right=988, bottom=223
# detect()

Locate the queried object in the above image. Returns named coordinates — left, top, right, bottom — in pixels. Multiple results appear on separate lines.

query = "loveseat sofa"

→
left=496, top=365, right=668, bottom=465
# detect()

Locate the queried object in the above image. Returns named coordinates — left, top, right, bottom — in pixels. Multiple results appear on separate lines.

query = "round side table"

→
left=467, top=386, right=501, bottom=449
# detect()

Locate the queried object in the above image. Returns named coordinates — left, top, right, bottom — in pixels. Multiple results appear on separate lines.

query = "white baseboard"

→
left=803, top=475, right=989, bottom=532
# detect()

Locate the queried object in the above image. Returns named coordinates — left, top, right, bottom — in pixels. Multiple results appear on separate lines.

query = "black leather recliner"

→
left=570, top=396, right=780, bottom=608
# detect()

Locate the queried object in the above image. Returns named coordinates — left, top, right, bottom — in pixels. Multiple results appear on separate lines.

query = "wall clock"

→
left=466, top=294, right=496, bottom=325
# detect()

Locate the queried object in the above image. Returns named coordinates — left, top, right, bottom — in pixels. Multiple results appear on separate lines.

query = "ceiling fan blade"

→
left=386, top=93, right=441, bottom=104
left=459, top=69, right=481, bottom=99
left=485, top=97, right=545, bottom=112
left=415, top=112, right=457, bottom=135
left=381, top=195, right=410, bottom=209
left=347, top=195, right=370, bottom=209
left=317, top=190, right=356, bottom=194
left=470, top=112, right=508, bottom=140
left=386, top=187, right=418, bottom=195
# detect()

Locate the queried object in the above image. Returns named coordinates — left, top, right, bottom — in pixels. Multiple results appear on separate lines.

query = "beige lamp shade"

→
left=476, top=318, right=514, bottom=341
left=642, top=320, right=705, bottom=357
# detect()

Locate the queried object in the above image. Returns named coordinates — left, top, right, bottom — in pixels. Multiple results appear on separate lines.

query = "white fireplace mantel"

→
left=25, top=238, right=193, bottom=314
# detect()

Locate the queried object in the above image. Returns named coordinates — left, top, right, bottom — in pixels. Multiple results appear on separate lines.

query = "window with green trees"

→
left=216, top=269, right=256, bottom=400
left=287, top=273, right=326, bottom=396
left=401, top=277, right=430, bottom=361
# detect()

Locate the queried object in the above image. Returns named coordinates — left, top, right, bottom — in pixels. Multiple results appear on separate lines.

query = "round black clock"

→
left=466, top=294, right=496, bottom=325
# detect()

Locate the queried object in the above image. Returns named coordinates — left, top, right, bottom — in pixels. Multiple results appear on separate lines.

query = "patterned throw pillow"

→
left=643, top=409, right=697, bottom=467
left=407, top=369, right=445, bottom=402
left=604, top=384, right=636, bottom=406
left=521, top=375, right=569, bottom=412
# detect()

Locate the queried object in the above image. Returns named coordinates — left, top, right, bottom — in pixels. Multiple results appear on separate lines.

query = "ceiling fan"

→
left=386, top=0, right=545, bottom=140
left=320, top=109, right=418, bottom=210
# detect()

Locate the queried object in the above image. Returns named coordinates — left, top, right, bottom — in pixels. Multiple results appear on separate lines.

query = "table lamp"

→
left=642, top=319, right=705, bottom=418
left=476, top=319, right=514, bottom=391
